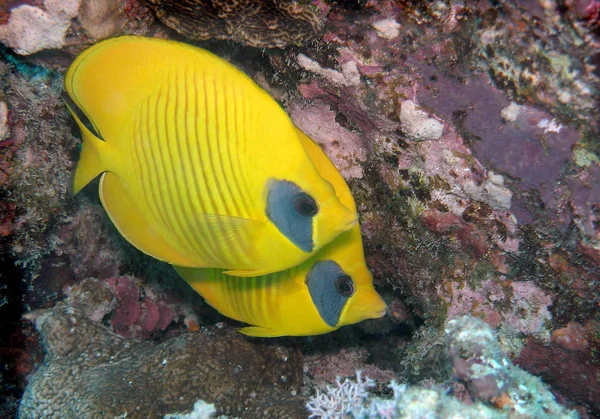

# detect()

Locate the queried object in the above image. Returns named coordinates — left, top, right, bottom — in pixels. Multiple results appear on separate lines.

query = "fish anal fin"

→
left=239, top=326, right=284, bottom=338
left=100, top=173, right=199, bottom=267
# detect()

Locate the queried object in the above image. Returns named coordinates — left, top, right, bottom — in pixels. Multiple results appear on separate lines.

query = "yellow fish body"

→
left=64, top=36, right=357, bottom=276
left=175, top=129, right=387, bottom=337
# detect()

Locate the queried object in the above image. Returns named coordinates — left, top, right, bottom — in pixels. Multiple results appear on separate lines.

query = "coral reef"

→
left=0, top=100, right=8, bottom=141
left=66, top=275, right=199, bottom=340
left=307, top=317, right=578, bottom=419
left=77, top=0, right=128, bottom=40
left=0, top=0, right=80, bottom=55
left=274, top=2, right=598, bottom=413
left=305, top=347, right=396, bottom=386
left=164, top=400, right=216, bottom=419
left=398, top=100, right=444, bottom=142
left=19, top=304, right=306, bottom=418
left=445, top=316, right=574, bottom=416
left=0, top=52, right=77, bottom=272
left=309, top=375, right=505, bottom=419
left=515, top=320, right=600, bottom=414
left=145, top=0, right=327, bottom=48
left=477, top=1, right=598, bottom=119
left=0, top=0, right=158, bottom=57
left=290, top=101, right=366, bottom=179
left=0, top=0, right=599, bottom=416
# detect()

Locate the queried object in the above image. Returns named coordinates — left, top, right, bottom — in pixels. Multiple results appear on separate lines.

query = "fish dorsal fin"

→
left=190, top=213, right=265, bottom=273
left=100, top=172, right=199, bottom=267
left=238, top=326, right=284, bottom=338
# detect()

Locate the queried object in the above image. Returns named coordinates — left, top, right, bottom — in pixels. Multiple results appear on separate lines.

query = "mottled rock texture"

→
left=19, top=304, right=306, bottom=418
left=145, top=0, right=326, bottom=47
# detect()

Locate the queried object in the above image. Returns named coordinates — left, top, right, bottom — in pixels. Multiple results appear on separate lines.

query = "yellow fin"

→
left=64, top=97, right=108, bottom=194
left=100, top=173, right=199, bottom=267
left=172, top=265, right=207, bottom=286
left=295, top=127, right=356, bottom=212
left=239, top=326, right=284, bottom=338
left=172, top=265, right=200, bottom=282
left=172, top=265, right=213, bottom=298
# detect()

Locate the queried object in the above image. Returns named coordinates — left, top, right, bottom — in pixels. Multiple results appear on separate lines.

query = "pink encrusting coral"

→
left=107, top=276, right=178, bottom=339
left=67, top=276, right=193, bottom=340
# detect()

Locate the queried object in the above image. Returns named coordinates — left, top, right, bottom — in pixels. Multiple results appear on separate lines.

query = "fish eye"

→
left=334, top=274, right=355, bottom=297
left=294, top=192, right=318, bottom=217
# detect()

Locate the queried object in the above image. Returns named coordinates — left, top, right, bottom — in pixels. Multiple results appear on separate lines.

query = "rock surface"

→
left=19, top=304, right=306, bottom=418
left=145, top=0, right=326, bottom=47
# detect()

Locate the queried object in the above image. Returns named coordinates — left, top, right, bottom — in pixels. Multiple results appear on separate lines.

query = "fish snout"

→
left=316, top=199, right=357, bottom=246
left=367, top=295, right=388, bottom=319
left=335, top=204, right=358, bottom=232
left=344, top=214, right=358, bottom=229
left=347, top=288, right=388, bottom=323
left=372, top=307, right=388, bottom=319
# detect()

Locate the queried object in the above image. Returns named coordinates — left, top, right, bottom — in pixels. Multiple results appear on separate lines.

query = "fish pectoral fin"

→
left=238, top=326, right=284, bottom=338
left=191, top=213, right=265, bottom=265
left=100, top=173, right=199, bottom=267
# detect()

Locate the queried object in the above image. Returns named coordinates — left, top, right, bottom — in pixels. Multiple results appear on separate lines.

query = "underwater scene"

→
left=0, top=0, right=599, bottom=418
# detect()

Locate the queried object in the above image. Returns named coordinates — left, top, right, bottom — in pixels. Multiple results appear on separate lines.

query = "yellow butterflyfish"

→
left=64, top=36, right=357, bottom=277
left=174, top=128, right=387, bottom=337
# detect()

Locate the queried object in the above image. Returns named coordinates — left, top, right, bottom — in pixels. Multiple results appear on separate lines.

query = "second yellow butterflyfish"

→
left=64, top=36, right=357, bottom=277
left=174, top=128, right=387, bottom=337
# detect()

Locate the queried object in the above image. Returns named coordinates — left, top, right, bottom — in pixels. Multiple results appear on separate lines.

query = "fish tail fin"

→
left=64, top=96, right=109, bottom=194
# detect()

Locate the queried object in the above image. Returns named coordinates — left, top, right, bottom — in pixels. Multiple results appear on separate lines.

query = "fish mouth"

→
left=372, top=308, right=387, bottom=319
left=345, top=217, right=358, bottom=228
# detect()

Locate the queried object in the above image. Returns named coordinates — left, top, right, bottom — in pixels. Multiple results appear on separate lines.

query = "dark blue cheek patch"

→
left=266, top=179, right=313, bottom=253
left=306, top=260, right=350, bottom=327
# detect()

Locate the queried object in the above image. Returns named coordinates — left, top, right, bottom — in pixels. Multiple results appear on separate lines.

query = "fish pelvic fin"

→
left=64, top=95, right=109, bottom=195
left=238, top=326, right=285, bottom=338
